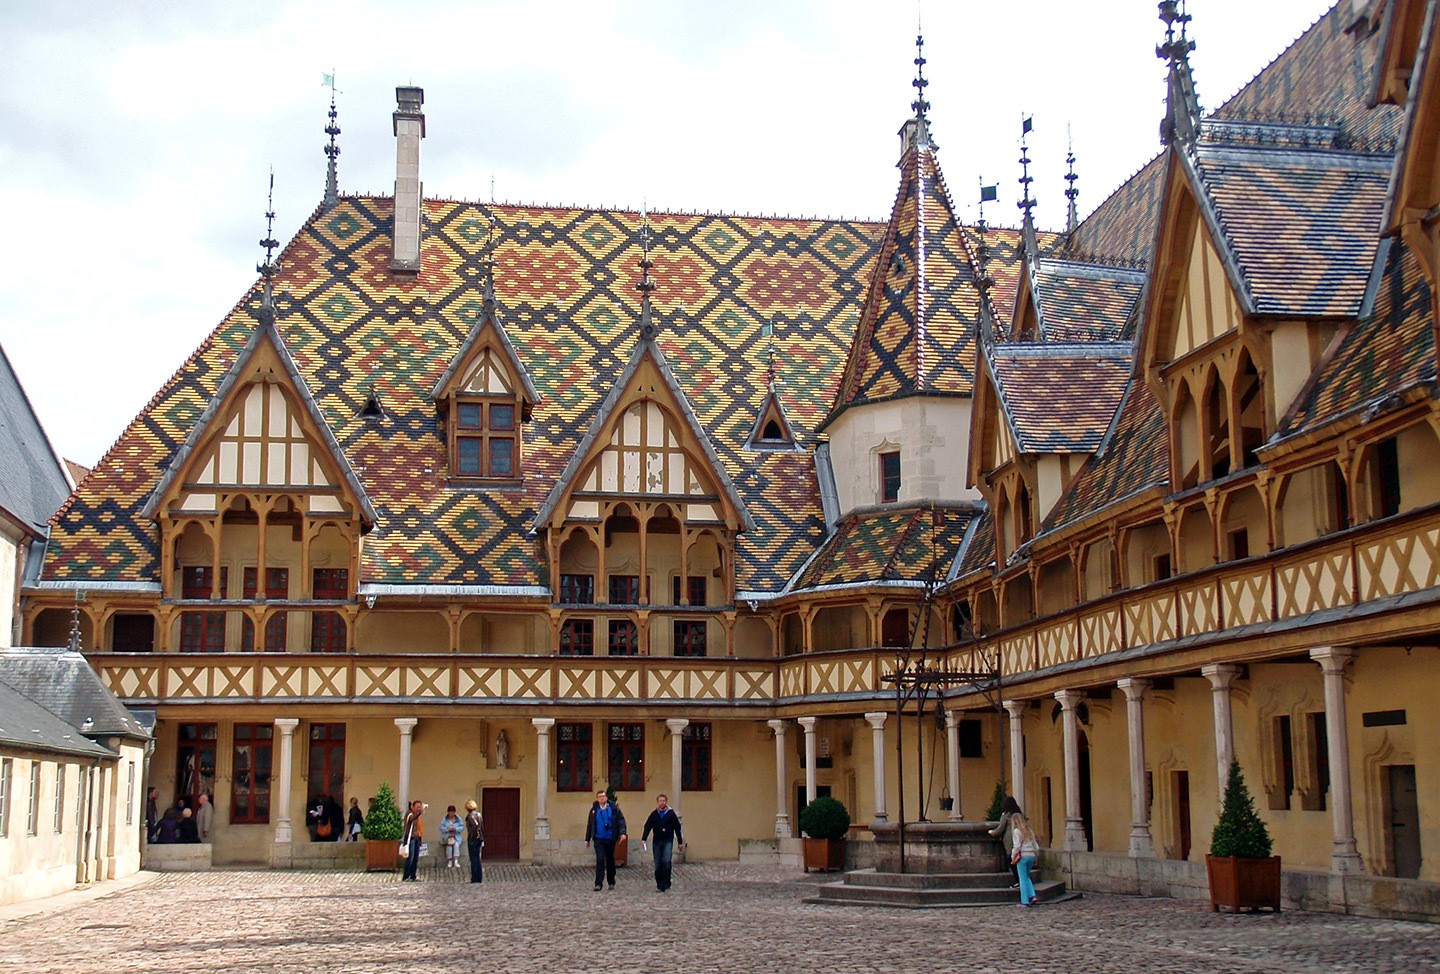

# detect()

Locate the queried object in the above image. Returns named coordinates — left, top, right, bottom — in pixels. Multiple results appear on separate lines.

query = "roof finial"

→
left=1017, top=116, right=1038, bottom=259
left=1064, top=126, right=1080, bottom=236
left=481, top=220, right=497, bottom=312
left=1157, top=0, right=1201, bottom=146
left=764, top=317, right=778, bottom=394
left=976, top=181, right=998, bottom=345
left=257, top=170, right=280, bottom=325
left=638, top=203, right=656, bottom=340
left=323, top=71, right=341, bottom=209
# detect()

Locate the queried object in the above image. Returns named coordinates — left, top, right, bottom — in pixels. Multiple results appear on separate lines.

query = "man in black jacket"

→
left=640, top=794, right=685, bottom=892
left=585, top=789, right=627, bottom=891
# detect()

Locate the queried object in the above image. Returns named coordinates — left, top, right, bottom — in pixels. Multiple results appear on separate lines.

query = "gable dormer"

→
left=745, top=390, right=798, bottom=451
left=431, top=291, right=538, bottom=482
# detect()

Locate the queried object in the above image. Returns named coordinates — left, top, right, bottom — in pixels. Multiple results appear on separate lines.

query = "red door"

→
left=482, top=787, right=521, bottom=861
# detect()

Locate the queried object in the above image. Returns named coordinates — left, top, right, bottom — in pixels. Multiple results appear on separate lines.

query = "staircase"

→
left=803, top=865, right=1069, bottom=909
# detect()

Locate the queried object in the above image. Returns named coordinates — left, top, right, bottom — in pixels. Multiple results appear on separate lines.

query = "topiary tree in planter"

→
left=798, top=795, right=850, bottom=872
left=1206, top=762, right=1281, bottom=912
left=362, top=781, right=404, bottom=871
left=984, top=780, right=1007, bottom=821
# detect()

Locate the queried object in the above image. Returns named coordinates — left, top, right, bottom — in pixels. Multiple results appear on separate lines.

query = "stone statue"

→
left=495, top=730, right=509, bottom=770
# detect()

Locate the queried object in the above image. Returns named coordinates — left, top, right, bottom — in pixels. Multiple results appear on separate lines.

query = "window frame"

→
left=608, top=574, right=641, bottom=605
left=27, top=761, right=40, bottom=836
left=671, top=575, right=706, bottom=607
left=607, top=619, right=639, bottom=656
left=230, top=723, right=274, bottom=825
left=607, top=722, right=645, bottom=791
left=559, top=618, right=595, bottom=656
left=556, top=722, right=593, bottom=793
left=180, top=565, right=227, bottom=652
left=559, top=574, right=595, bottom=605
left=53, top=763, right=65, bottom=833
left=0, top=758, right=10, bottom=837
left=672, top=619, right=707, bottom=658
left=310, top=568, right=349, bottom=653
left=879, top=451, right=901, bottom=503
left=241, top=566, right=290, bottom=652
left=450, top=394, right=522, bottom=481
left=681, top=722, right=712, bottom=791
left=307, top=723, right=346, bottom=805
left=176, top=722, right=218, bottom=812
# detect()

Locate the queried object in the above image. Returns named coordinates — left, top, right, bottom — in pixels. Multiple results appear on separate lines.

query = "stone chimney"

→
left=391, top=86, right=426, bottom=272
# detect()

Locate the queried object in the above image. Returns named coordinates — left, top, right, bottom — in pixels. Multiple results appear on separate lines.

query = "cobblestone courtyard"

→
left=2, top=863, right=1437, bottom=974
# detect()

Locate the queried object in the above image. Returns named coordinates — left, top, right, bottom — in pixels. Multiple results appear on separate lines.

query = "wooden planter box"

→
left=803, top=837, right=847, bottom=873
left=1206, top=855, right=1282, bottom=912
left=365, top=839, right=400, bottom=872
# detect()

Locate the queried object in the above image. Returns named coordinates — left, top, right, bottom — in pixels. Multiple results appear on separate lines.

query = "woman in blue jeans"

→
left=1008, top=812, right=1041, bottom=906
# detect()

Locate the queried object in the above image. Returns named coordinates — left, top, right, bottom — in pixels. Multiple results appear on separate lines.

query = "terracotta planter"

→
left=803, top=837, right=847, bottom=872
left=365, top=839, right=400, bottom=872
left=1206, top=855, right=1281, bottom=912
left=616, top=833, right=629, bottom=867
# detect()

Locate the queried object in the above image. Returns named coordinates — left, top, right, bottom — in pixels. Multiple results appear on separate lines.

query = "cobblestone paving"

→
left=3, top=863, right=1438, bottom=974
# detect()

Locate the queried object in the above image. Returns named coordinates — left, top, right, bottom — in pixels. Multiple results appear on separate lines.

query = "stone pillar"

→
left=532, top=718, right=555, bottom=841
left=394, top=717, right=418, bottom=807
left=1117, top=678, right=1156, bottom=858
left=1054, top=690, right=1088, bottom=851
left=943, top=711, right=962, bottom=821
left=767, top=719, right=791, bottom=838
left=1310, top=647, right=1363, bottom=873
left=665, top=718, right=689, bottom=815
left=864, top=712, right=888, bottom=824
left=273, top=718, right=299, bottom=844
left=1201, top=663, right=1240, bottom=793
left=1002, top=700, right=1027, bottom=812
left=798, top=716, right=819, bottom=806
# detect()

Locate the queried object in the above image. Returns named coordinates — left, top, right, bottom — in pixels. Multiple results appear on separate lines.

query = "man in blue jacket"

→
left=585, top=789, right=627, bottom=891
left=640, top=794, right=685, bottom=892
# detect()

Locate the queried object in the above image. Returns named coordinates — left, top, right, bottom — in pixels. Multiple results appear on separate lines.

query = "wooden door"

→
left=482, top=787, right=521, bottom=861
left=1388, top=764, right=1421, bottom=879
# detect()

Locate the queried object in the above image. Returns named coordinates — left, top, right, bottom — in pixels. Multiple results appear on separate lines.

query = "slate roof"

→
left=991, top=346, right=1133, bottom=454
left=0, top=345, right=71, bottom=534
left=0, top=681, right=114, bottom=759
left=1032, top=260, right=1145, bottom=342
left=0, top=647, right=150, bottom=741
left=789, top=503, right=975, bottom=591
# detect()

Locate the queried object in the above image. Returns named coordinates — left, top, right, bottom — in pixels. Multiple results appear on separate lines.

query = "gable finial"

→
left=1157, top=0, right=1201, bottom=146
left=1017, top=116, right=1038, bottom=259
left=763, top=317, right=778, bottom=394
left=323, top=71, right=341, bottom=209
left=257, top=170, right=280, bottom=325
left=638, top=202, right=656, bottom=340
left=1064, top=126, right=1080, bottom=235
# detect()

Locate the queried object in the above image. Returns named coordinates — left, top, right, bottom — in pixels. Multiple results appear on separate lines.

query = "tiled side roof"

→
left=1284, top=239, right=1437, bottom=433
left=790, top=504, right=973, bottom=591
left=1061, top=154, right=1167, bottom=265
left=1033, top=260, right=1145, bottom=342
left=45, top=200, right=887, bottom=595
left=1193, top=145, right=1391, bottom=316
left=993, top=349, right=1132, bottom=454
left=0, top=345, right=71, bottom=534
left=1040, top=378, right=1170, bottom=536
left=1213, top=2, right=1403, bottom=149
left=953, top=507, right=995, bottom=580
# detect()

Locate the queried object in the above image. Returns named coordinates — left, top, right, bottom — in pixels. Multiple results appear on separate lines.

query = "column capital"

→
left=1117, top=677, right=1152, bottom=701
left=1054, top=689, right=1085, bottom=709
left=863, top=712, right=888, bottom=731
left=274, top=718, right=300, bottom=733
left=797, top=716, right=819, bottom=732
left=1201, top=663, right=1240, bottom=689
left=394, top=717, right=418, bottom=732
left=766, top=718, right=788, bottom=734
left=1002, top=699, right=1028, bottom=719
left=665, top=718, right=691, bottom=735
left=1309, top=646, right=1356, bottom=673
left=531, top=717, right=556, bottom=732
left=944, top=710, right=960, bottom=730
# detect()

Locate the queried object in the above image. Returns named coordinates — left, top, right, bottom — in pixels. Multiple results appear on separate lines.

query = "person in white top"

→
left=1008, top=812, right=1042, bottom=906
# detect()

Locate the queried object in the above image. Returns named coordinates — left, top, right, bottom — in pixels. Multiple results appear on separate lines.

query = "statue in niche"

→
left=495, top=730, right=510, bottom=770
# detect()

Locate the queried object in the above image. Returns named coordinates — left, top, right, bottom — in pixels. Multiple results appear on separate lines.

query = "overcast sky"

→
left=1, top=0, right=1338, bottom=467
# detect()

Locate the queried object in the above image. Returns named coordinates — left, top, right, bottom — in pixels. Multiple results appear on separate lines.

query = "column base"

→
left=774, top=813, right=792, bottom=839
left=871, top=814, right=889, bottom=828
left=534, top=818, right=551, bottom=842
left=1063, top=820, right=1089, bottom=852
left=274, top=820, right=294, bottom=845
left=1127, top=826, right=1156, bottom=859
left=947, top=810, right=964, bottom=822
left=1330, top=845, right=1364, bottom=874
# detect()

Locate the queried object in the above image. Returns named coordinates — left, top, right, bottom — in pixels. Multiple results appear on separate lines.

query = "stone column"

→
left=1003, top=700, right=1027, bottom=812
left=273, top=718, right=299, bottom=844
left=394, top=717, right=418, bottom=807
left=1054, top=690, right=1088, bottom=851
left=798, top=716, right=819, bottom=806
left=864, top=712, right=888, bottom=824
left=1117, top=678, right=1156, bottom=858
left=767, top=719, right=791, bottom=838
left=1201, top=663, right=1240, bottom=792
left=1310, top=647, right=1363, bottom=873
left=665, top=718, right=689, bottom=815
left=532, top=718, right=554, bottom=841
left=943, top=711, right=962, bottom=821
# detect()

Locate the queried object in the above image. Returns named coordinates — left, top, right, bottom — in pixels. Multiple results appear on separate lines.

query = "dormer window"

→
left=454, top=396, right=517, bottom=478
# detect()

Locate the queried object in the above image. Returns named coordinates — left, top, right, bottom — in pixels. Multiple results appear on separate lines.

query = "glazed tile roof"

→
left=952, top=507, right=995, bottom=581
left=789, top=503, right=975, bottom=591
left=991, top=346, right=1133, bottom=454
left=1033, top=260, right=1145, bottom=342
left=1191, top=144, right=1392, bottom=317
left=1284, top=239, right=1437, bottom=434
left=1060, top=154, right=1167, bottom=266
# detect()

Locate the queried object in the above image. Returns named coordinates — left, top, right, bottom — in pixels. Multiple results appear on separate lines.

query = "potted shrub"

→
left=1206, top=762, right=1281, bottom=912
left=984, top=780, right=1006, bottom=822
left=362, top=781, right=404, bottom=871
left=799, top=795, right=850, bottom=872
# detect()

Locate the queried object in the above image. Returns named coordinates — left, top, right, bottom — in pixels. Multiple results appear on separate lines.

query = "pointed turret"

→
left=1158, top=0, right=1201, bottom=146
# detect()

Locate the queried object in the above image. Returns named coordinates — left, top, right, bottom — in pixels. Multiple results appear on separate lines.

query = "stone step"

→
left=840, top=868, right=1016, bottom=890
left=802, top=879, right=1069, bottom=910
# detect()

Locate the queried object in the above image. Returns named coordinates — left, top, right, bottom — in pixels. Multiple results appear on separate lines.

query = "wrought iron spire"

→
left=258, top=171, right=280, bottom=326
left=1064, top=129, right=1080, bottom=236
left=481, top=220, right=498, bottom=313
left=912, top=32, right=930, bottom=137
left=323, top=71, right=341, bottom=209
left=638, top=204, right=656, bottom=340
left=1157, top=0, right=1201, bottom=146
left=1017, top=116, right=1038, bottom=260
left=976, top=180, right=998, bottom=345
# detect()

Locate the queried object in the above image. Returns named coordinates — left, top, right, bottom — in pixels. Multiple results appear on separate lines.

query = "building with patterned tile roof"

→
left=20, top=1, right=1440, bottom=917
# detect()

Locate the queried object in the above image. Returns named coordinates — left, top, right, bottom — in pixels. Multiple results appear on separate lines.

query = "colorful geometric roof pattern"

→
left=1061, top=154, right=1167, bottom=265
left=952, top=507, right=995, bottom=581
left=1191, top=144, right=1392, bottom=317
left=1033, top=260, right=1145, bottom=342
left=1285, top=239, right=1437, bottom=434
left=46, top=198, right=897, bottom=594
left=789, top=503, right=975, bottom=591
left=991, top=348, right=1133, bottom=454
